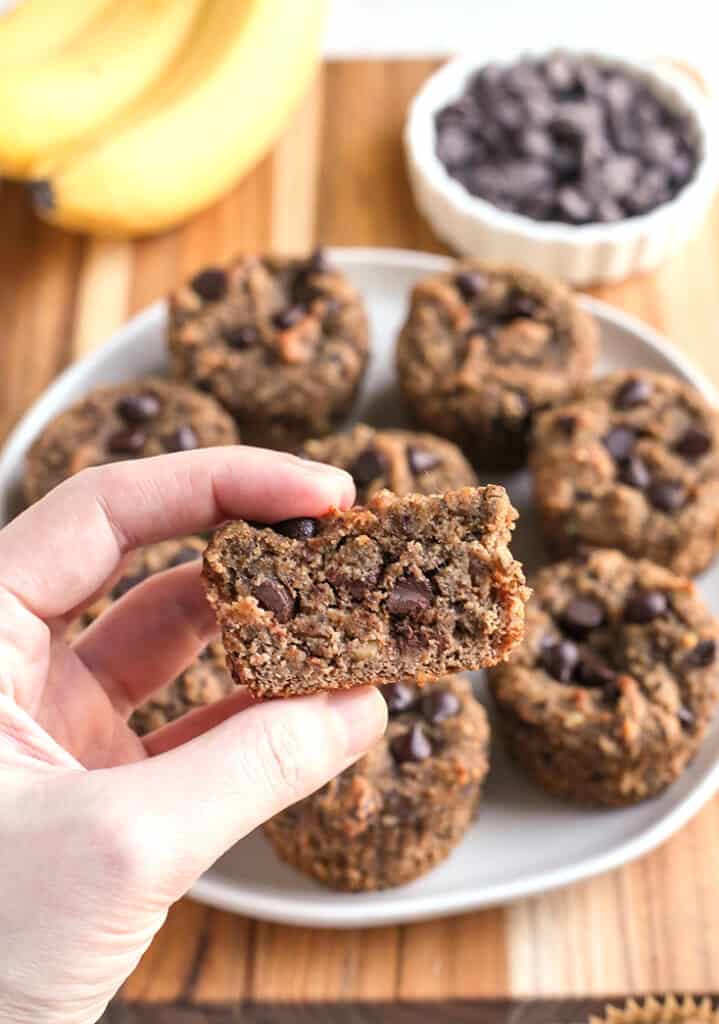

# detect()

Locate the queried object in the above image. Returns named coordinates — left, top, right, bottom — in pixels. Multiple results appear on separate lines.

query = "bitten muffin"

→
left=167, top=249, right=370, bottom=450
left=531, top=369, right=719, bottom=576
left=301, top=422, right=477, bottom=502
left=69, top=537, right=233, bottom=736
left=263, top=674, right=489, bottom=891
left=489, top=548, right=719, bottom=806
left=24, top=376, right=238, bottom=504
left=395, top=261, right=597, bottom=469
left=203, top=487, right=529, bottom=698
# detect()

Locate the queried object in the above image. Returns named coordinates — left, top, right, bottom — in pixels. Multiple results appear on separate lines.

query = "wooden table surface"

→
left=3, top=59, right=719, bottom=1012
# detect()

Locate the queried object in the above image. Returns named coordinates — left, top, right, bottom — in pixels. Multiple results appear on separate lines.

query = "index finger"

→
left=0, top=446, right=354, bottom=619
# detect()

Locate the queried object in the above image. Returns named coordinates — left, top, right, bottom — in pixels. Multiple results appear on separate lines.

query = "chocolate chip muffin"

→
left=24, top=377, right=238, bottom=504
left=203, top=487, right=529, bottom=698
left=168, top=249, right=370, bottom=450
left=301, top=423, right=477, bottom=502
left=489, top=548, right=719, bottom=806
left=263, top=674, right=489, bottom=891
left=69, top=537, right=233, bottom=736
left=395, top=262, right=597, bottom=469
left=531, top=370, right=719, bottom=576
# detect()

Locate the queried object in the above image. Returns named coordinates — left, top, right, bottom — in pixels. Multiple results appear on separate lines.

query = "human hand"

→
left=0, top=447, right=387, bottom=1024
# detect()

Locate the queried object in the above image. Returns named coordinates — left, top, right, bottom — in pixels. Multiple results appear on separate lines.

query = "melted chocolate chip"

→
left=676, top=426, right=712, bottom=459
left=647, top=479, right=686, bottom=512
left=224, top=324, right=259, bottom=349
left=253, top=578, right=295, bottom=622
left=168, top=546, right=202, bottom=568
left=540, top=639, right=579, bottom=682
left=273, top=517, right=317, bottom=540
left=407, top=446, right=441, bottom=474
left=108, top=428, right=146, bottom=455
left=562, top=596, right=605, bottom=635
left=575, top=651, right=616, bottom=688
left=191, top=267, right=227, bottom=302
left=272, top=306, right=305, bottom=330
left=382, top=682, right=417, bottom=715
left=349, top=447, right=387, bottom=487
left=391, top=723, right=432, bottom=763
left=455, top=271, right=488, bottom=301
left=165, top=425, right=198, bottom=452
left=421, top=688, right=461, bottom=723
left=116, top=392, right=161, bottom=424
left=686, top=638, right=716, bottom=668
left=614, top=377, right=653, bottom=409
left=386, top=578, right=433, bottom=615
left=618, top=454, right=651, bottom=490
left=623, top=588, right=668, bottom=624
left=603, top=426, right=637, bottom=460
left=557, top=415, right=577, bottom=437
left=511, top=293, right=538, bottom=318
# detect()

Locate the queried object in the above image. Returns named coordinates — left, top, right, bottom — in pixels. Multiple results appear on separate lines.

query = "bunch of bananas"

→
left=0, top=0, right=327, bottom=236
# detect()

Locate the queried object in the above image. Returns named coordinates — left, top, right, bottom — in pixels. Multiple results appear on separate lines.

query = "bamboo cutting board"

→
left=2, top=59, right=719, bottom=1011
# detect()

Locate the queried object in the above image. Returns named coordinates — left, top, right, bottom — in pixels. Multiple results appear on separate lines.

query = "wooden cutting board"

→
left=2, top=59, right=719, bottom=1010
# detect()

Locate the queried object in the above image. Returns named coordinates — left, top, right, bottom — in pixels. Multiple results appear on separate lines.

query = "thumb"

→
left=104, top=686, right=387, bottom=899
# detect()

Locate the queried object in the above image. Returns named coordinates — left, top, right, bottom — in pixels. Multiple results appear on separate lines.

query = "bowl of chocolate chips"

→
left=405, top=50, right=718, bottom=285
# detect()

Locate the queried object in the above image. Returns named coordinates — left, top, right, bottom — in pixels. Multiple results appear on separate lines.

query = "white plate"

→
left=2, top=247, right=718, bottom=929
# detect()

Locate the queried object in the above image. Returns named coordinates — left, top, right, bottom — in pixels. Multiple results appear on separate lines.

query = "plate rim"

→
left=3, top=245, right=719, bottom=929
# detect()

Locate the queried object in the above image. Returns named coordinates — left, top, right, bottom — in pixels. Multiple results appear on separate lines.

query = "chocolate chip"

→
left=436, top=124, right=475, bottom=169
left=623, top=589, right=668, bottom=624
left=391, top=723, right=432, bottom=763
left=421, top=688, right=461, bottom=723
left=116, top=392, right=161, bottom=424
left=349, top=447, right=387, bottom=487
left=168, top=545, right=202, bottom=568
left=382, top=682, right=417, bottom=715
left=614, top=377, right=653, bottom=409
left=686, top=638, right=716, bottom=668
left=603, top=426, right=637, bottom=460
left=556, top=186, right=593, bottom=224
left=540, top=639, right=579, bottom=682
left=678, top=705, right=695, bottom=731
left=619, top=454, right=651, bottom=490
left=272, top=306, right=304, bottom=330
left=165, top=425, right=198, bottom=452
left=647, top=479, right=686, bottom=512
left=107, top=428, right=145, bottom=455
left=575, top=651, right=616, bottom=688
left=557, top=415, right=577, bottom=438
left=511, top=293, right=538, bottom=318
left=191, top=267, right=227, bottom=301
left=224, top=324, right=259, bottom=349
left=407, top=446, right=441, bottom=474
left=562, top=596, right=605, bottom=635
left=273, top=517, right=317, bottom=540
left=112, top=570, right=147, bottom=598
left=253, top=578, right=295, bottom=622
left=386, top=578, right=432, bottom=615
left=455, top=271, right=487, bottom=301
left=676, top=426, right=711, bottom=459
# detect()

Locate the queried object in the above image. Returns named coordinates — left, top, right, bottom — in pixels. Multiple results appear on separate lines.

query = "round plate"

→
left=2, top=247, right=718, bottom=929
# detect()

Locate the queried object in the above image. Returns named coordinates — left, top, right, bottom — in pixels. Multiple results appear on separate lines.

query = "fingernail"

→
left=301, top=461, right=355, bottom=507
left=327, top=687, right=388, bottom=758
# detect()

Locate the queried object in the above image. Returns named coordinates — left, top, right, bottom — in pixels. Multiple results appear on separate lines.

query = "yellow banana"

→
left=0, top=0, right=111, bottom=67
left=0, top=0, right=205, bottom=178
left=31, top=0, right=327, bottom=237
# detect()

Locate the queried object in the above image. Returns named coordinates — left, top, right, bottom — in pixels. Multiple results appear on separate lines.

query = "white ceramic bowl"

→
left=405, top=51, right=719, bottom=286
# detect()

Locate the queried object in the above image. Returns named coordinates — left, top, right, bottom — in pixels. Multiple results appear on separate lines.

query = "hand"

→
left=0, top=447, right=387, bottom=1024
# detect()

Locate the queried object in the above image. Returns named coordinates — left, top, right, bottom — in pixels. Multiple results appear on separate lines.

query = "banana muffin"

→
left=203, top=486, right=529, bottom=697
left=24, top=376, right=238, bottom=504
left=489, top=548, right=719, bottom=806
left=69, top=536, right=233, bottom=736
left=531, top=369, right=719, bottom=576
left=168, top=249, right=369, bottom=450
left=396, top=261, right=597, bottom=469
left=263, top=674, right=489, bottom=890
left=301, top=422, right=477, bottom=502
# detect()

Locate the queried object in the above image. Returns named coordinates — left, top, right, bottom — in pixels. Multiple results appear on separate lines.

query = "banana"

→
left=30, top=0, right=327, bottom=237
left=0, top=0, right=111, bottom=67
left=0, top=0, right=205, bottom=178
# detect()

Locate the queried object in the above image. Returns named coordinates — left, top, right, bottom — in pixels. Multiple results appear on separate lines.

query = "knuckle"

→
left=85, top=798, right=157, bottom=891
left=256, top=715, right=309, bottom=798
